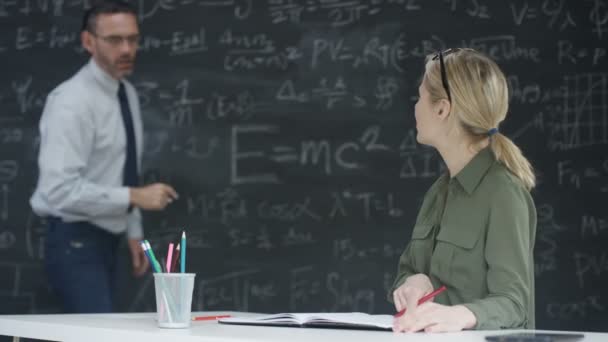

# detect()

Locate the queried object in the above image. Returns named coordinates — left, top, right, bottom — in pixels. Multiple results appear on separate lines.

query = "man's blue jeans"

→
left=45, top=218, right=121, bottom=313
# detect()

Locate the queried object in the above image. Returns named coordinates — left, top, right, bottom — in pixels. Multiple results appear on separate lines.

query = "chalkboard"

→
left=0, top=0, right=607, bottom=333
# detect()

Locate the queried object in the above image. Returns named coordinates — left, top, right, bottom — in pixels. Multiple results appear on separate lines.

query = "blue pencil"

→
left=180, top=231, right=186, bottom=273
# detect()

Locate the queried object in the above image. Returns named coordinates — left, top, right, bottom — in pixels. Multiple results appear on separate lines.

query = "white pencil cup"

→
left=153, top=273, right=196, bottom=328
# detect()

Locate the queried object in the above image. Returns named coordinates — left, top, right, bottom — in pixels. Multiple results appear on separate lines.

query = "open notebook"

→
left=218, top=312, right=393, bottom=330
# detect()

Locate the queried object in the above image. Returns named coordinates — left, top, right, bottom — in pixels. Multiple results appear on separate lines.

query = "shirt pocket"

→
left=409, top=223, right=435, bottom=273
left=433, top=223, right=484, bottom=297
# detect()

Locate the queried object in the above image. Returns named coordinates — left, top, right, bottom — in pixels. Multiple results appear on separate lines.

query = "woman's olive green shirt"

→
left=389, top=148, right=537, bottom=329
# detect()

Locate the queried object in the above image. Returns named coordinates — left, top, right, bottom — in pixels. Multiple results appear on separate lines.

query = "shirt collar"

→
left=453, top=147, right=496, bottom=195
left=88, top=58, right=121, bottom=95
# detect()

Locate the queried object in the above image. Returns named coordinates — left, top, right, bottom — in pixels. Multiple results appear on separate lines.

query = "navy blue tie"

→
left=118, top=82, right=139, bottom=188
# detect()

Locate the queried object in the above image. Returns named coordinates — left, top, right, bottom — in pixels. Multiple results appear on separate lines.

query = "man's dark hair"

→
left=81, top=0, right=137, bottom=33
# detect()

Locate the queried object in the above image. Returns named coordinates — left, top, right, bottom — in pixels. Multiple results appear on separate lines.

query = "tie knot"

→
left=118, top=82, right=126, bottom=96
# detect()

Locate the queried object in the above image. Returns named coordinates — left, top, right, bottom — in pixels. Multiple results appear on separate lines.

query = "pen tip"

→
left=182, top=231, right=186, bottom=238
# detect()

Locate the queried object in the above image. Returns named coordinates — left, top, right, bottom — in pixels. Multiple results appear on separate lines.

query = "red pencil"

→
left=192, top=315, right=232, bottom=321
left=170, top=243, right=180, bottom=273
left=394, top=285, right=447, bottom=318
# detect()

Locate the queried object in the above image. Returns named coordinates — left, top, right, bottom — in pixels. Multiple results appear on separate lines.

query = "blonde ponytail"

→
left=491, top=133, right=536, bottom=190
left=423, top=48, right=536, bottom=190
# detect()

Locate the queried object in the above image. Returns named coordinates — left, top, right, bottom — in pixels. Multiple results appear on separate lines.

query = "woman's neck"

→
left=436, top=138, right=489, bottom=178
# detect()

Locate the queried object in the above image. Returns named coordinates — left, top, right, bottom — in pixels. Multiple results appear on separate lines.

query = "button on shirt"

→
left=389, top=148, right=537, bottom=329
left=30, top=59, right=144, bottom=238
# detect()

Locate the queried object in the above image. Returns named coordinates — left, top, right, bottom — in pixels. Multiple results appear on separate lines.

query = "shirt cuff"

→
left=126, top=208, right=143, bottom=239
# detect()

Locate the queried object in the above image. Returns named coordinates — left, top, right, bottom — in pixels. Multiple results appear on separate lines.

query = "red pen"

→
left=192, top=314, right=232, bottom=321
left=394, top=285, right=447, bottom=318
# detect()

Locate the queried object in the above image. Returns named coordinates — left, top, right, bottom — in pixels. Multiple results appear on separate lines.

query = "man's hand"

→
left=130, top=183, right=178, bottom=210
left=128, top=238, right=149, bottom=277
left=393, top=303, right=477, bottom=333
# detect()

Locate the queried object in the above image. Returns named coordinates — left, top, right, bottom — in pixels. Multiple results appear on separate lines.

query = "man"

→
left=30, top=0, right=178, bottom=313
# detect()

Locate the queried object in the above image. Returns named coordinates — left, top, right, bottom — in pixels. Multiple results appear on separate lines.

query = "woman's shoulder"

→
left=484, top=162, right=533, bottom=203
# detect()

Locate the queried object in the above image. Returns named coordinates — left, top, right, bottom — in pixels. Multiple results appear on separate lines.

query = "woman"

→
left=390, top=48, right=537, bottom=333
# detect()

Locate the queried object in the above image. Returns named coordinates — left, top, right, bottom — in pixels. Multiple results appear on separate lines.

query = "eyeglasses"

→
left=92, top=33, right=140, bottom=47
left=431, top=48, right=460, bottom=103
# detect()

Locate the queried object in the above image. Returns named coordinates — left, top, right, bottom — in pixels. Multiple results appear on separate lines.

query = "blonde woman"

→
left=390, top=48, right=537, bottom=332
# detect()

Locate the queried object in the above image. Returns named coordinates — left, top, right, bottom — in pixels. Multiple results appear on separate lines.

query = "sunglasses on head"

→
left=431, top=48, right=461, bottom=103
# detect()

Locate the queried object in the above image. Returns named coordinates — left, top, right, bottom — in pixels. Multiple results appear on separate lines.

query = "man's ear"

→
left=81, top=31, right=94, bottom=55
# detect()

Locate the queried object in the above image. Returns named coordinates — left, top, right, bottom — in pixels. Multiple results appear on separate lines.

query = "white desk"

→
left=0, top=312, right=606, bottom=342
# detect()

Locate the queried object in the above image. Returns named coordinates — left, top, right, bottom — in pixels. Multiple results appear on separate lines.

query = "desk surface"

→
left=0, top=312, right=606, bottom=342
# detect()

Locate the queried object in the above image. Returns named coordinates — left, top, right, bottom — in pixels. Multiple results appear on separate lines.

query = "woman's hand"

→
left=393, top=303, right=477, bottom=333
left=392, top=273, right=434, bottom=312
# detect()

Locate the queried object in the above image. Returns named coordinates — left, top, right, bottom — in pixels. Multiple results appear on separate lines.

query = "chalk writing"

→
left=197, top=270, right=258, bottom=311
left=310, top=35, right=406, bottom=72
left=269, top=0, right=421, bottom=27
left=11, top=77, right=46, bottom=115
left=557, top=40, right=607, bottom=66
left=581, top=215, right=608, bottom=239
left=548, top=73, right=608, bottom=150
left=0, top=230, right=16, bottom=250
left=574, top=251, right=608, bottom=289
left=186, top=188, right=404, bottom=224
left=556, top=159, right=608, bottom=192
left=15, top=25, right=78, bottom=51
left=462, top=35, right=540, bottom=63
left=535, top=204, right=564, bottom=276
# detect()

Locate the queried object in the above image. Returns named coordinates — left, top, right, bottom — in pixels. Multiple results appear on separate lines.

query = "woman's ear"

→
left=437, top=99, right=451, bottom=120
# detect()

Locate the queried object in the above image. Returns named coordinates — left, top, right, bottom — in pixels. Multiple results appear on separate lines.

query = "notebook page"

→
left=221, top=313, right=307, bottom=325
left=305, top=313, right=393, bottom=329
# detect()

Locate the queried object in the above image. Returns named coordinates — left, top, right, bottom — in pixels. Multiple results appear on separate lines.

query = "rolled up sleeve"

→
left=126, top=208, right=143, bottom=239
